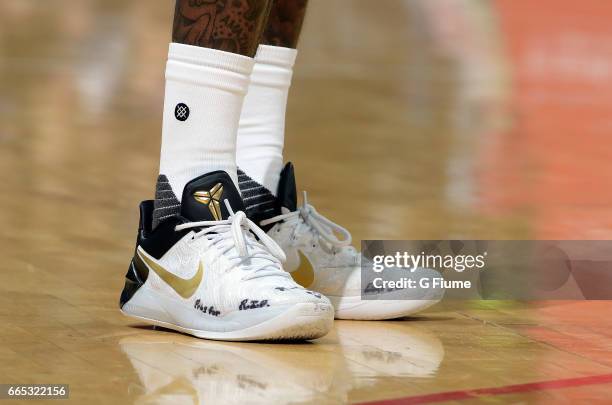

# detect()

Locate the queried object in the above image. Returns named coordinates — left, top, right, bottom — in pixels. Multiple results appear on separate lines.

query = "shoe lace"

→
left=175, top=201, right=289, bottom=281
left=260, top=191, right=354, bottom=255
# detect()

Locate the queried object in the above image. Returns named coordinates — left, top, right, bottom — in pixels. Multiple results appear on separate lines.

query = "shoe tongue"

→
left=277, top=162, right=297, bottom=212
left=181, top=171, right=246, bottom=222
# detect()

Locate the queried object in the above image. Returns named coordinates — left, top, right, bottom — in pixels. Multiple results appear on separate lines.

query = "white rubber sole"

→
left=122, top=303, right=332, bottom=341
left=121, top=287, right=333, bottom=341
left=329, top=295, right=442, bottom=320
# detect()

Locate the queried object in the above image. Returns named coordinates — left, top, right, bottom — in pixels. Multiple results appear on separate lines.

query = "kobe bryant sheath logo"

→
left=193, top=183, right=224, bottom=220
left=175, top=103, right=190, bottom=121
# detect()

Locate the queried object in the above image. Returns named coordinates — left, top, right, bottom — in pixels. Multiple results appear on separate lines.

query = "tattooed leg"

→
left=262, top=0, right=309, bottom=49
left=173, top=0, right=274, bottom=57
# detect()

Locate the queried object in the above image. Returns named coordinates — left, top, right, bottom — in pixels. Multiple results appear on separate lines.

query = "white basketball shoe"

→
left=119, top=170, right=333, bottom=341
left=239, top=163, right=444, bottom=320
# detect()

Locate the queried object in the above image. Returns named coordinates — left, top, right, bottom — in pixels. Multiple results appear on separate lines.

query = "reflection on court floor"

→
left=120, top=322, right=443, bottom=404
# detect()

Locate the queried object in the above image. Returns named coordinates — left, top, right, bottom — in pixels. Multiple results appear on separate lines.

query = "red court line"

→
left=359, top=373, right=612, bottom=405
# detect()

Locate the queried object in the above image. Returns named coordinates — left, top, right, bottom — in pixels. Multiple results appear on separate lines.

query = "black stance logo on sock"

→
left=175, top=103, right=190, bottom=121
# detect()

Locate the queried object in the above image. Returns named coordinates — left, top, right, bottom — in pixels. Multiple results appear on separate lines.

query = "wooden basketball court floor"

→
left=1, top=1, right=612, bottom=403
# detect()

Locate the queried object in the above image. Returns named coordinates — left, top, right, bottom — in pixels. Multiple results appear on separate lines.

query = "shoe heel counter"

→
left=120, top=252, right=149, bottom=309
left=138, top=200, right=154, bottom=244
left=120, top=201, right=154, bottom=309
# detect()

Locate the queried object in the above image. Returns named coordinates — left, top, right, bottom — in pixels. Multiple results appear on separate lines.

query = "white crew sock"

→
left=236, top=44, right=298, bottom=196
left=159, top=43, right=254, bottom=198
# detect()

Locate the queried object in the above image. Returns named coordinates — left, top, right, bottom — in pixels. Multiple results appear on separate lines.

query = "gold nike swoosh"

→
left=291, top=252, right=315, bottom=288
left=138, top=250, right=203, bottom=299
